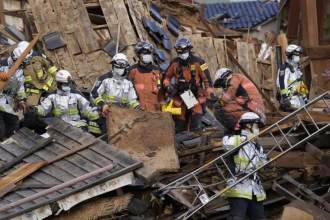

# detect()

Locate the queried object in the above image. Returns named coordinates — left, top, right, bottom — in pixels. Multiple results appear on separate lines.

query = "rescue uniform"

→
left=22, top=55, right=58, bottom=130
left=90, top=71, right=140, bottom=136
left=0, top=65, right=26, bottom=141
left=0, top=51, right=54, bottom=66
left=164, top=55, right=214, bottom=132
left=128, top=62, right=166, bottom=111
left=223, top=131, right=268, bottom=220
left=276, top=61, right=306, bottom=110
left=215, top=74, right=266, bottom=131
left=35, top=89, right=99, bottom=132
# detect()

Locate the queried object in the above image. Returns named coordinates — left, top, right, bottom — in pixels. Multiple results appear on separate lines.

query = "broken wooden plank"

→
left=134, top=165, right=159, bottom=185
left=178, top=142, right=222, bottom=157
left=305, top=142, right=330, bottom=168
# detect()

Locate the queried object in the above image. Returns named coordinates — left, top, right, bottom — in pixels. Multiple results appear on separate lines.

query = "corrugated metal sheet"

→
left=0, top=118, right=143, bottom=220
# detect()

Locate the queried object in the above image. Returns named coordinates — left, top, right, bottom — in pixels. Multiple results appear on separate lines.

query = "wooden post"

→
left=308, top=62, right=317, bottom=110
left=271, top=47, right=279, bottom=108
left=300, top=0, right=319, bottom=47
left=0, top=0, right=5, bottom=26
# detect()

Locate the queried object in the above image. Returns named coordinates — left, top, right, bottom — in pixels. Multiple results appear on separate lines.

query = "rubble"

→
left=0, top=0, right=330, bottom=219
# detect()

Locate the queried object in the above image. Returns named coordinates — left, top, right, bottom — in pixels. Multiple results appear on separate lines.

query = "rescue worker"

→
left=0, top=41, right=54, bottom=66
left=223, top=112, right=272, bottom=220
left=18, top=43, right=58, bottom=131
left=164, top=37, right=215, bottom=133
left=277, top=44, right=307, bottom=112
left=25, top=70, right=99, bottom=132
left=213, top=68, right=266, bottom=133
left=128, top=41, right=166, bottom=111
left=90, top=53, right=140, bottom=137
left=0, top=47, right=26, bottom=142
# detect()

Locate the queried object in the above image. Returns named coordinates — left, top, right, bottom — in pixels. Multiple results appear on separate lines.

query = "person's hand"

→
left=25, top=105, right=38, bottom=115
left=0, top=72, right=8, bottom=81
left=102, top=105, right=110, bottom=115
left=247, top=133, right=258, bottom=141
left=17, top=101, right=26, bottom=114
left=206, top=98, right=217, bottom=109
left=165, top=85, right=174, bottom=93
left=282, top=99, right=291, bottom=109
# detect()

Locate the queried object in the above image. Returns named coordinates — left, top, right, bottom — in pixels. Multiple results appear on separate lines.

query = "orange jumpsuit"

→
left=164, top=55, right=214, bottom=130
left=128, top=63, right=166, bottom=111
left=222, top=73, right=266, bottom=122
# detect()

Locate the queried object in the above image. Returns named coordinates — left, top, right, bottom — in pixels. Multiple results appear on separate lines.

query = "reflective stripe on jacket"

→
left=164, top=55, right=214, bottom=107
left=35, top=89, right=99, bottom=127
left=91, top=71, right=140, bottom=109
left=222, top=134, right=268, bottom=201
left=222, top=74, right=266, bottom=121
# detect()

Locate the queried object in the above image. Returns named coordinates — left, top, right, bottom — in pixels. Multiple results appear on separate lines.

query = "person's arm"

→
left=76, top=94, right=99, bottom=120
left=278, top=68, right=289, bottom=100
left=222, top=75, right=239, bottom=103
left=127, top=81, right=140, bottom=109
left=91, top=78, right=106, bottom=107
left=198, top=59, right=215, bottom=99
left=36, top=95, right=54, bottom=116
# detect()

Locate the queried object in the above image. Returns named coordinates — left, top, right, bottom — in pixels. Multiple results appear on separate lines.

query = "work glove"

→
left=25, top=105, right=38, bottom=115
left=0, top=72, right=8, bottom=82
left=214, top=101, right=223, bottom=109
left=165, top=85, right=174, bottom=93
left=247, top=133, right=258, bottom=141
left=16, top=101, right=26, bottom=114
left=281, top=99, right=291, bottom=109
left=102, top=105, right=111, bottom=115
left=206, top=98, right=217, bottom=109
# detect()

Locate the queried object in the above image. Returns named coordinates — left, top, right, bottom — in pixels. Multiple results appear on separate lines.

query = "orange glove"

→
left=17, top=102, right=26, bottom=114
left=102, top=105, right=110, bottom=115
left=0, top=72, right=8, bottom=81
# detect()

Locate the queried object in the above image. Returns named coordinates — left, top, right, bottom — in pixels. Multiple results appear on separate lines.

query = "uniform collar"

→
left=137, top=61, right=153, bottom=73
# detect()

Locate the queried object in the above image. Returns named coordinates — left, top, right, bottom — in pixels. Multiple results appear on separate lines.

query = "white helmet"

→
left=237, top=112, right=265, bottom=129
left=56, top=70, right=72, bottom=83
left=110, top=53, right=129, bottom=78
left=213, top=68, right=233, bottom=87
left=285, top=44, right=302, bottom=57
left=18, top=41, right=29, bottom=48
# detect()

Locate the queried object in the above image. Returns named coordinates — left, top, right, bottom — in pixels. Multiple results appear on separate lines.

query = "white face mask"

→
left=179, top=52, right=189, bottom=60
left=142, top=54, right=152, bottom=64
left=253, top=128, right=260, bottom=135
left=292, top=56, right=300, bottom=64
left=113, top=67, right=126, bottom=76
left=61, top=86, right=71, bottom=92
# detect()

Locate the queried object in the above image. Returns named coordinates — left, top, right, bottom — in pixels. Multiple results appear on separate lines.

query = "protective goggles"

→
left=112, top=59, right=129, bottom=68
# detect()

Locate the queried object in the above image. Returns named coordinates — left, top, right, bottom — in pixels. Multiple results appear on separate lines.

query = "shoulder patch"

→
left=279, top=70, right=285, bottom=76
left=95, top=81, right=101, bottom=87
left=201, top=63, right=208, bottom=71
left=42, top=54, right=47, bottom=59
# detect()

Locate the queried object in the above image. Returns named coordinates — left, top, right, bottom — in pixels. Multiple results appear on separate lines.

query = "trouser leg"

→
left=227, top=197, right=249, bottom=220
left=25, top=91, right=42, bottom=131
left=174, top=104, right=188, bottom=133
left=214, top=107, right=239, bottom=130
left=247, top=195, right=267, bottom=220
left=97, top=116, right=108, bottom=141
left=3, top=112, right=19, bottom=139
left=189, top=113, right=203, bottom=132
left=0, top=111, right=5, bottom=142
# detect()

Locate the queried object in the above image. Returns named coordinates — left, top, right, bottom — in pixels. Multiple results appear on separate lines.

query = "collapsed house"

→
left=1, top=0, right=330, bottom=219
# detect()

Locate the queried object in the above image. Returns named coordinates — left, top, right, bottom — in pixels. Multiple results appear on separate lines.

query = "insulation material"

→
left=107, top=106, right=180, bottom=172
left=56, top=172, right=135, bottom=212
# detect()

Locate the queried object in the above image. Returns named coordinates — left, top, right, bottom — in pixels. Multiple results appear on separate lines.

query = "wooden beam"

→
left=0, top=0, right=5, bottom=26
left=271, top=47, right=279, bottom=108
left=305, top=46, right=330, bottom=60
left=308, top=62, right=317, bottom=109
left=84, top=3, right=100, bottom=8
left=300, top=0, right=319, bottom=47
left=305, top=142, right=330, bottom=168
left=93, top=24, right=108, bottom=30
left=178, top=142, right=222, bottom=157
left=277, top=33, right=288, bottom=63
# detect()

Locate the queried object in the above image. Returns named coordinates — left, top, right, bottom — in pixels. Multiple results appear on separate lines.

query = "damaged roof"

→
left=204, top=1, right=279, bottom=29
left=0, top=118, right=142, bottom=220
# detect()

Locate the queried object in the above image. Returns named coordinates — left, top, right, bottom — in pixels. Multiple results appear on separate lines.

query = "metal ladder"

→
left=157, top=91, right=330, bottom=220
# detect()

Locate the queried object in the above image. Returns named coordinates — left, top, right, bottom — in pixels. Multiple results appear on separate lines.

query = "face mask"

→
left=61, top=86, right=71, bottom=92
left=252, top=128, right=260, bottom=135
left=292, top=56, right=300, bottom=64
left=113, top=67, right=126, bottom=76
left=179, top=52, right=189, bottom=60
left=142, top=54, right=152, bottom=64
